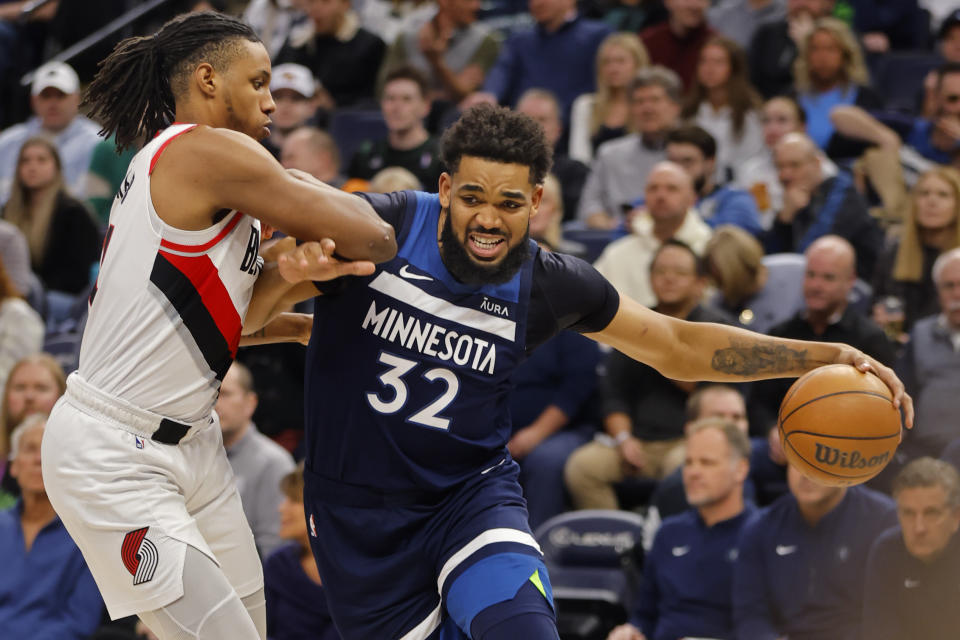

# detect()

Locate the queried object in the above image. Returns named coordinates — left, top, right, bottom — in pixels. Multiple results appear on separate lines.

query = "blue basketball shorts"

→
left=302, top=460, right=554, bottom=639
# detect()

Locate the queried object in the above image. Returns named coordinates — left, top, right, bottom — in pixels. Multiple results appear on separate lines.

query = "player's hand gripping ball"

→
left=778, top=364, right=901, bottom=487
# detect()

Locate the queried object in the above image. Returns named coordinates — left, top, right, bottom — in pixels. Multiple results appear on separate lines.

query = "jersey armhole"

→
left=149, top=124, right=199, bottom=176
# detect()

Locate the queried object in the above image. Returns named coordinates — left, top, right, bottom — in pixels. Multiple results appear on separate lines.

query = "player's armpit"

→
left=239, top=312, right=313, bottom=346
left=151, top=126, right=396, bottom=262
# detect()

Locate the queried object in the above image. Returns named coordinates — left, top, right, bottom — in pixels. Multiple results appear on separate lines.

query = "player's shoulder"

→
left=534, top=247, right=593, bottom=277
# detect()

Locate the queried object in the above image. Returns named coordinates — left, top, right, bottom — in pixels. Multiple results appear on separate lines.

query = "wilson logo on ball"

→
left=814, top=443, right=891, bottom=470
left=121, top=527, right=159, bottom=585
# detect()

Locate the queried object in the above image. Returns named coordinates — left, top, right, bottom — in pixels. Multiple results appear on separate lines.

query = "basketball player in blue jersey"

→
left=295, top=104, right=914, bottom=640
left=40, top=12, right=395, bottom=640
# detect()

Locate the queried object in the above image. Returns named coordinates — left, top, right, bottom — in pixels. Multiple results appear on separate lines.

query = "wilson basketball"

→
left=778, top=364, right=901, bottom=487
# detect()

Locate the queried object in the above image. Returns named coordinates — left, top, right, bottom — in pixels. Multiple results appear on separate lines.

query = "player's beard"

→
left=439, top=206, right=530, bottom=286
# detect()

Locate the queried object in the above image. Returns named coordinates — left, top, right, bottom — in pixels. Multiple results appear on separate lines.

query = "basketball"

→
left=778, top=364, right=901, bottom=487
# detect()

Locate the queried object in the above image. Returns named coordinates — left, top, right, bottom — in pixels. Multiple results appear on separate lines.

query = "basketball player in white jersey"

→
left=40, top=12, right=395, bottom=640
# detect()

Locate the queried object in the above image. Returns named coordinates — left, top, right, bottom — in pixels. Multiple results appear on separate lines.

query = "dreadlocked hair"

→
left=84, top=11, right=261, bottom=152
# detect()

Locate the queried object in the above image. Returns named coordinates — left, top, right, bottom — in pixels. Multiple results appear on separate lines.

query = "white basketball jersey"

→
left=79, top=124, right=262, bottom=423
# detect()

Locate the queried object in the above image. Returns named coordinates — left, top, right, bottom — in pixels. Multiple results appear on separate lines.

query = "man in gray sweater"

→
left=217, top=362, right=296, bottom=558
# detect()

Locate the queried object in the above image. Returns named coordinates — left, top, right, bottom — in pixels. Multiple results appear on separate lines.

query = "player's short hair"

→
left=685, top=384, right=741, bottom=423
left=382, top=65, right=429, bottom=99
left=667, top=125, right=717, bottom=160
left=630, top=65, right=683, bottom=104
left=8, top=413, right=47, bottom=461
left=649, top=239, right=706, bottom=277
left=893, top=457, right=960, bottom=508
left=686, top=417, right=751, bottom=462
left=440, top=104, right=553, bottom=185
left=280, top=462, right=305, bottom=502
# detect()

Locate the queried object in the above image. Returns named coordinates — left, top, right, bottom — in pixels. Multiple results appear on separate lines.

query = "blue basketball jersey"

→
left=304, top=191, right=537, bottom=492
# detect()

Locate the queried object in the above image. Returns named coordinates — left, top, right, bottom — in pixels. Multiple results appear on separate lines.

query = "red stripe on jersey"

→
left=159, top=211, right=244, bottom=253
left=149, top=124, right=198, bottom=175
left=158, top=250, right=243, bottom=357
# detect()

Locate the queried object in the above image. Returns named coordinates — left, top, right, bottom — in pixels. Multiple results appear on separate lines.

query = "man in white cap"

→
left=0, top=61, right=102, bottom=203
left=264, top=62, right=320, bottom=157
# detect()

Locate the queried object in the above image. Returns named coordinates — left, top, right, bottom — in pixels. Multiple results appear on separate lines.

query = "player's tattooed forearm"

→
left=710, top=339, right=808, bottom=376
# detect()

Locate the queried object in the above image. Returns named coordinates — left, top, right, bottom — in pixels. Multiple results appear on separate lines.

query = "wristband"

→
left=614, top=431, right=631, bottom=445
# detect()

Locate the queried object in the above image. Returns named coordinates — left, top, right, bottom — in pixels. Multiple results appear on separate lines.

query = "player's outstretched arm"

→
left=151, top=126, right=396, bottom=262
left=243, top=239, right=374, bottom=332
left=586, top=296, right=914, bottom=428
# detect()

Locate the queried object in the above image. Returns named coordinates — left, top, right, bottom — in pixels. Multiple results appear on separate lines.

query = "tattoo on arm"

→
left=711, top=339, right=809, bottom=376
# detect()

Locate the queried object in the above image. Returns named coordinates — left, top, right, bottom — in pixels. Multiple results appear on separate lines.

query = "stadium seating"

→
left=535, top=510, right=646, bottom=640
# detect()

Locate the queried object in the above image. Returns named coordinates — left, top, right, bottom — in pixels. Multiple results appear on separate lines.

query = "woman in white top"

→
left=568, top=32, right=649, bottom=164
left=681, top=36, right=764, bottom=185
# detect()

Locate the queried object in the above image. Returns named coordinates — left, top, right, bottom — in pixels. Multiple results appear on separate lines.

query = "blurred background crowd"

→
left=2, top=0, right=960, bottom=638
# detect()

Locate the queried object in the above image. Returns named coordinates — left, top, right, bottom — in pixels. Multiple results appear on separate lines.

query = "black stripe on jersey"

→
left=149, top=253, right=233, bottom=381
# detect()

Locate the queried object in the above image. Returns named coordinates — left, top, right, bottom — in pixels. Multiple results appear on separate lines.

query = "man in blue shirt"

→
left=862, top=457, right=960, bottom=640
left=733, top=465, right=897, bottom=640
left=607, top=418, right=756, bottom=640
left=665, top=125, right=763, bottom=236
left=0, top=414, right=102, bottom=640
left=480, top=0, right=611, bottom=118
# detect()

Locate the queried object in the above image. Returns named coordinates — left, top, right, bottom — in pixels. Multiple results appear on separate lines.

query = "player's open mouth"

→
left=468, top=233, right=505, bottom=261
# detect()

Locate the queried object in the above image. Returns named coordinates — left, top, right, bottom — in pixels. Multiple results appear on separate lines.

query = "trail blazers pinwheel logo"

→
left=122, top=527, right=159, bottom=585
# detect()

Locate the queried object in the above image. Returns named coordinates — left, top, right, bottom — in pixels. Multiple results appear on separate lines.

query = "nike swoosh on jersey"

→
left=399, top=264, right=433, bottom=281
left=776, top=545, right=797, bottom=556
left=904, top=578, right=920, bottom=588
left=672, top=546, right=690, bottom=557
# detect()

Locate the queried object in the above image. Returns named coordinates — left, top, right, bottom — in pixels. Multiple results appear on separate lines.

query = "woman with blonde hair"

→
left=793, top=17, right=881, bottom=159
left=872, top=167, right=960, bottom=334
left=0, top=353, right=65, bottom=459
left=704, top=225, right=805, bottom=334
left=568, top=32, right=649, bottom=164
left=1, top=137, right=100, bottom=295
left=681, top=36, right=764, bottom=184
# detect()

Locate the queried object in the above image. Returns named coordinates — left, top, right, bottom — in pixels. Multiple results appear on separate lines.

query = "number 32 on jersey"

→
left=366, top=351, right=459, bottom=430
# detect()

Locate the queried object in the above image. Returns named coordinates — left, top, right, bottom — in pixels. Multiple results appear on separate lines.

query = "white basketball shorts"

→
left=41, top=373, right=263, bottom=620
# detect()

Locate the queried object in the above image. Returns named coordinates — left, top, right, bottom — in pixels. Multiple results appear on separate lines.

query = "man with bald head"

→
left=769, top=132, right=883, bottom=278
left=592, top=161, right=713, bottom=307
left=749, top=235, right=896, bottom=430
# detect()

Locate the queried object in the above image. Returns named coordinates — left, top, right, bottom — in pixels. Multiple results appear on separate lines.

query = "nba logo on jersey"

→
left=135, top=436, right=144, bottom=449
left=121, top=527, right=159, bottom=585
left=309, top=514, right=318, bottom=538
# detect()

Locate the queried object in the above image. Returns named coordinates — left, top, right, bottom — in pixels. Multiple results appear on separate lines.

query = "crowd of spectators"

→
left=3, top=0, right=960, bottom=638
